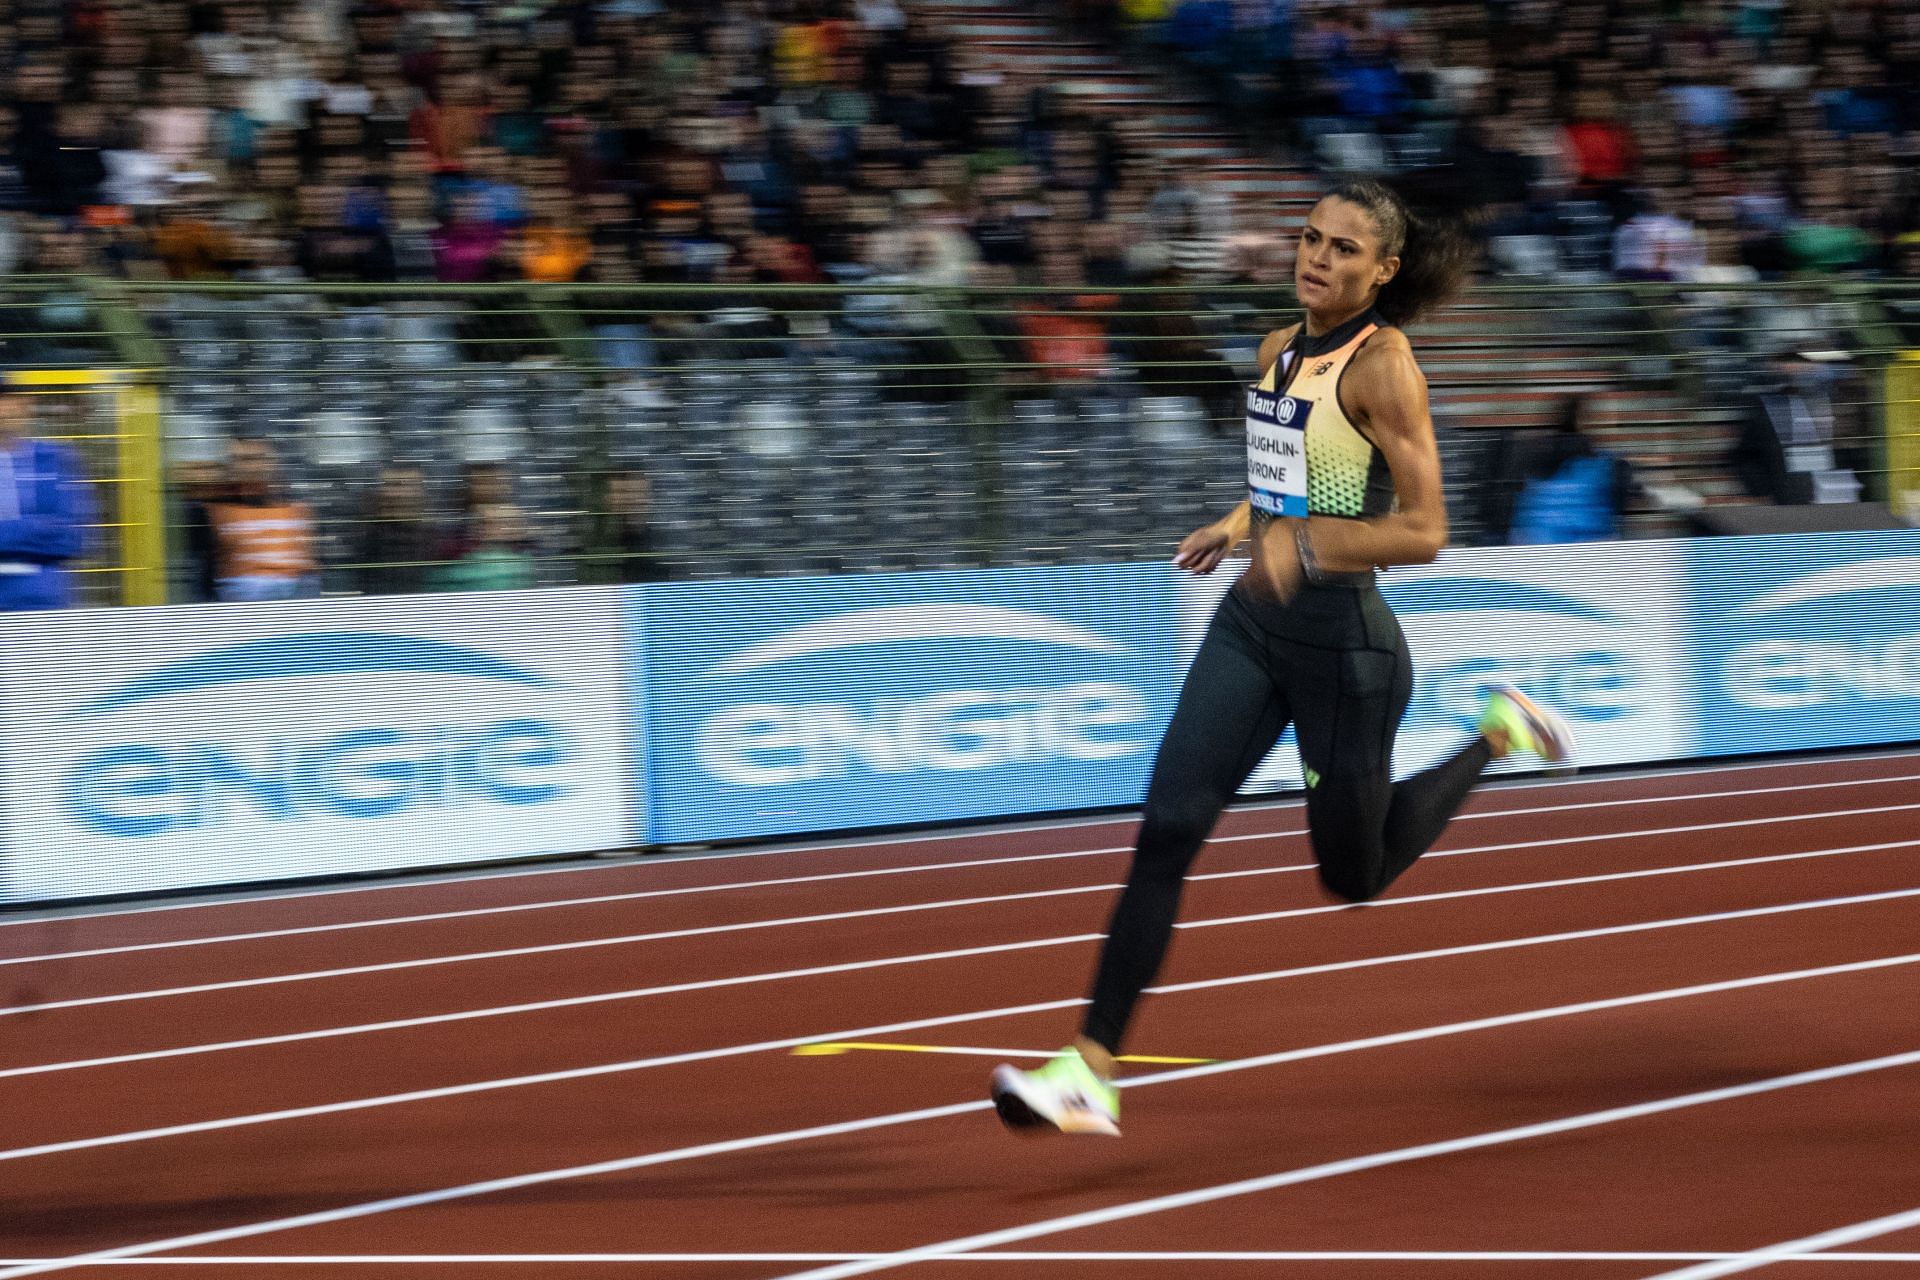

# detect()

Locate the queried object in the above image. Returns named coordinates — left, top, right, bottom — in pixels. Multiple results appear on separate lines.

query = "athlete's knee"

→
left=1135, top=788, right=1224, bottom=879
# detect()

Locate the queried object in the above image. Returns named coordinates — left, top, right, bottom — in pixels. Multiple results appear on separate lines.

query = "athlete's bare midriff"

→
left=1242, top=510, right=1305, bottom=599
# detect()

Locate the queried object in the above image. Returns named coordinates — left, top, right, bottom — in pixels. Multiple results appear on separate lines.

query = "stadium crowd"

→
left=2, top=0, right=1912, bottom=289
left=0, top=0, right=1915, bottom=609
left=1118, top=0, right=1920, bottom=281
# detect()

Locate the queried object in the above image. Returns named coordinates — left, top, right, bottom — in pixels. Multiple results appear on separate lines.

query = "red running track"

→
left=2, top=748, right=1919, bottom=1279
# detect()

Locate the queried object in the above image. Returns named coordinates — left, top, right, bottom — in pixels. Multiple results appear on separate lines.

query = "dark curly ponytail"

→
left=1325, top=176, right=1478, bottom=327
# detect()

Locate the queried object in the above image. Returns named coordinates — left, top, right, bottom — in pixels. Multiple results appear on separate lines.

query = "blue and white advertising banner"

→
left=7, top=531, right=1920, bottom=905
left=0, top=589, right=634, bottom=903
left=1684, top=530, right=1920, bottom=756
left=1181, top=543, right=1696, bottom=793
left=637, top=563, right=1179, bottom=843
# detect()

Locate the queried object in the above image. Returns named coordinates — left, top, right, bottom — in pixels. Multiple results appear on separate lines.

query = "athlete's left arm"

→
left=1301, top=337, right=1449, bottom=573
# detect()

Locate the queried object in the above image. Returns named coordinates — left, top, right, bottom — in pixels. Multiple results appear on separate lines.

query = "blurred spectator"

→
left=433, top=190, right=510, bottom=282
left=0, top=105, right=27, bottom=212
left=1562, top=89, right=1638, bottom=212
left=519, top=186, right=592, bottom=283
left=1014, top=251, right=1118, bottom=383
left=142, top=73, right=214, bottom=182
left=584, top=469, right=668, bottom=584
left=412, top=73, right=492, bottom=174
left=1503, top=395, right=1635, bottom=545
left=1891, top=233, right=1920, bottom=343
left=438, top=462, right=524, bottom=563
left=1732, top=347, right=1863, bottom=506
left=189, top=436, right=320, bottom=603
left=1612, top=187, right=1707, bottom=282
left=152, top=186, right=241, bottom=279
left=44, top=103, right=108, bottom=215
left=171, top=457, right=225, bottom=603
left=353, top=465, right=436, bottom=596
left=433, top=503, right=538, bottom=593
left=296, top=182, right=394, bottom=282
left=0, top=382, right=95, bottom=612
left=1783, top=169, right=1874, bottom=274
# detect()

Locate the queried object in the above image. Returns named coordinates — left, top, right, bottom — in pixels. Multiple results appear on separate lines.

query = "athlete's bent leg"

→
left=1292, top=622, right=1493, bottom=903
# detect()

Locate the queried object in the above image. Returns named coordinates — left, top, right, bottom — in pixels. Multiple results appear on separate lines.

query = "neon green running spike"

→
left=1480, top=682, right=1576, bottom=773
left=990, top=1047, right=1121, bottom=1136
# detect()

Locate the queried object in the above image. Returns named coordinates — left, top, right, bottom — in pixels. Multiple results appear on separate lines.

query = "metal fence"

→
left=1, top=275, right=1914, bottom=601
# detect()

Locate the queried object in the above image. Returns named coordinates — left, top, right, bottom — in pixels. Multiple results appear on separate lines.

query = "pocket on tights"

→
left=1340, top=648, right=1398, bottom=701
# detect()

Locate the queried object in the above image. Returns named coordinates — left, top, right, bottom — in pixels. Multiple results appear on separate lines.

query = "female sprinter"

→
left=990, top=178, right=1574, bottom=1136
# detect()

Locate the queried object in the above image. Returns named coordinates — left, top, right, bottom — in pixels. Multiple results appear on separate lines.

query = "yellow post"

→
left=117, top=382, right=167, bottom=606
left=1888, top=354, right=1920, bottom=525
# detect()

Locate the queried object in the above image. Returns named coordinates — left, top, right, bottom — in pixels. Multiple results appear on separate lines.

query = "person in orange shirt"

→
left=191, top=436, right=320, bottom=603
left=518, top=185, right=592, bottom=282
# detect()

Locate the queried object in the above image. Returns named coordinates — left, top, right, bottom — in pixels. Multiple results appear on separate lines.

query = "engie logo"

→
left=1370, top=545, right=1692, bottom=774
left=60, top=632, right=577, bottom=839
left=1718, top=556, right=1920, bottom=711
left=693, top=603, right=1150, bottom=787
left=1388, top=577, right=1646, bottom=732
left=641, top=565, right=1177, bottom=842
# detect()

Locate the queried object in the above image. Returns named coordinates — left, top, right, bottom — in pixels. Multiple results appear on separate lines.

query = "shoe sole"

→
left=990, top=1065, right=1120, bottom=1137
left=1493, top=683, right=1578, bottom=775
left=990, top=1067, right=1054, bottom=1134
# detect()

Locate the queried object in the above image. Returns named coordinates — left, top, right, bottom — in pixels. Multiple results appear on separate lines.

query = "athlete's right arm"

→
left=1172, top=325, right=1298, bottom=575
left=1173, top=501, right=1248, bottom=573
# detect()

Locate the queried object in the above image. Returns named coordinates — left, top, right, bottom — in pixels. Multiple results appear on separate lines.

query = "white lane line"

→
left=775, top=1050, right=1920, bottom=1280
left=7, top=960, right=1918, bottom=1280
left=10, top=844, right=1920, bottom=1082
left=6, top=747, right=1916, bottom=931
left=0, top=850, right=1140, bottom=968
left=12, top=802, right=1919, bottom=1012
left=7, top=876, right=1920, bottom=1166
left=1641, top=1207, right=1920, bottom=1279
left=2, top=1251, right=1920, bottom=1264
left=0, top=884, right=1126, bottom=1012
left=16, top=769, right=1920, bottom=968
left=1177, top=838, right=1920, bottom=931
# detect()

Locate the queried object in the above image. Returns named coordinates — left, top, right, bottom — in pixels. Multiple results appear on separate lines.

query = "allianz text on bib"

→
left=1247, top=385, right=1310, bottom=517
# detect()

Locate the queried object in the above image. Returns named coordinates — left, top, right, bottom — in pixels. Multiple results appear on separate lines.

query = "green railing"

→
left=2, top=276, right=1914, bottom=599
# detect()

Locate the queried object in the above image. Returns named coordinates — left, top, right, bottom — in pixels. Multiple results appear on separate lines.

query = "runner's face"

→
left=1294, top=197, right=1399, bottom=319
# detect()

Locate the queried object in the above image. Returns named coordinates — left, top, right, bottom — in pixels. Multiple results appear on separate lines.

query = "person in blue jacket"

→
left=0, top=380, right=95, bottom=611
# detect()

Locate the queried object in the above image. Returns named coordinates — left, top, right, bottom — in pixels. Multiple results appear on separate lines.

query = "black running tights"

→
left=1081, top=583, right=1492, bottom=1054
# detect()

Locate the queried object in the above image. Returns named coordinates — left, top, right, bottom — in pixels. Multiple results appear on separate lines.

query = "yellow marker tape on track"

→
left=791, top=1042, right=1215, bottom=1064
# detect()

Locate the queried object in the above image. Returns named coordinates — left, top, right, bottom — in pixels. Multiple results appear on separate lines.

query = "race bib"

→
left=1246, top=386, right=1310, bottom=517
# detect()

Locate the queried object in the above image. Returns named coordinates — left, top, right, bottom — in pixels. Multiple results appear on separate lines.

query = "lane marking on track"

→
left=12, top=804, right=1920, bottom=1012
left=773, top=1050, right=1920, bottom=1280
left=788, top=1043, right=1215, bottom=1064
left=7, top=959, right=1918, bottom=1280
left=5, top=747, right=1916, bottom=932
left=1642, top=1207, right=1920, bottom=1279
left=12, top=767, right=1920, bottom=968
left=6, top=884, right=1920, bottom=1164
left=10, top=858, right=1920, bottom=1086
left=1, top=1251, right=1919, bottom=1265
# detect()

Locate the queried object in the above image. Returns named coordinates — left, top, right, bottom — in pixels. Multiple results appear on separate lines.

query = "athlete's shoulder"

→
left=1349, top=324, right=1424, bottom=383
left=1355, top=323, right=1413, bottom=359
left=1343, top=325, right=1431, bottom=432
left=1256, top=323, right=1303, bottom=375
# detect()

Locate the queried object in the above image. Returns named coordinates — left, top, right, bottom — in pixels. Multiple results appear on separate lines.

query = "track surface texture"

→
left=4, top=748, right=1919, bottom=1279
